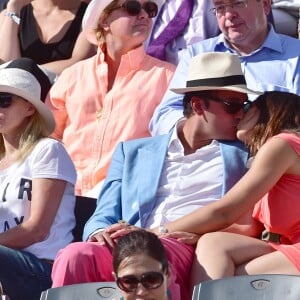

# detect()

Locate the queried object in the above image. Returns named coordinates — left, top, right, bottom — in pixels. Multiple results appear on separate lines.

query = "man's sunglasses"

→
left=117, top=0, right=158, bottom=18
left=207, top=96, right=252, bottom=115
left=116, top=271, right=164, bottom=292
left=0, top=93, right=14, bottom=108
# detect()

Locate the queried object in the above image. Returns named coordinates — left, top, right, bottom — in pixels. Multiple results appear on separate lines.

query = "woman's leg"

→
left=161, top=237, right=195, bottom=300
left=51, top=242, right=114, bottom=287
left=0, top=245, right=52, bottom=300
left=236, top=249, right=299, bottom=275
left=190, top=232, right=275, bottom=286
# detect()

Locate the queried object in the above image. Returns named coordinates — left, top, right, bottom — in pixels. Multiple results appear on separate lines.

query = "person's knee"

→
left=55, top=242, right=89, bottom=261
left=197, top=232, right=223, bottom=249
left=54, top=242, right=105, bottom=267
left=52, top=242, right=112, bottom=286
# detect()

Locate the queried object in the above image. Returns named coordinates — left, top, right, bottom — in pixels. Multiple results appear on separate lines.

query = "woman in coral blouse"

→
left=46, top=0, right=175, bottom=197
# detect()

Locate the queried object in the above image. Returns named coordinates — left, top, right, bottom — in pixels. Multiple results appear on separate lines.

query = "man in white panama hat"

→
left=51, top=52, right=262, bottom=299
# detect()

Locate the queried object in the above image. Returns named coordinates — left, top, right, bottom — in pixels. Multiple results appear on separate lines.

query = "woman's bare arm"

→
left=0, top=178, right=66, bottom=249
left=153, top=138, right=298, bottom=235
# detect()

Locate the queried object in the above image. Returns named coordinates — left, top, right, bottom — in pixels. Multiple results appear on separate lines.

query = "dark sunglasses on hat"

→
left=117, top=0, right=158, bottom=18
left=207, top=96, right=253, bottom=115
left=0, top=93, right=14, bottom=108
left=116, top=271, right=164, bottom=292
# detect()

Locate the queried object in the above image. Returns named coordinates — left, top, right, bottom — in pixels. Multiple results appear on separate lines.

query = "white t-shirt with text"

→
left=0, top=138, right=76, bottom=260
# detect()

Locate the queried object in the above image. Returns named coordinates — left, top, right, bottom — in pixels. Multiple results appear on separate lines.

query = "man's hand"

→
left=88, top=230, right=115, bottom=248
left=108, top=223, right=141, bottom=240
left=88, top=222, right=142, bottom=249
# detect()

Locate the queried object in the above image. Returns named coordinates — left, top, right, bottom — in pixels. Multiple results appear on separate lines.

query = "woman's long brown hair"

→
left=248, top=91, right=300, bottom=156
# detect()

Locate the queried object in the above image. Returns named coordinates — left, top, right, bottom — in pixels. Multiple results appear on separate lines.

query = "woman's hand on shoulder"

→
left=161, top=231, right=201, bottom=245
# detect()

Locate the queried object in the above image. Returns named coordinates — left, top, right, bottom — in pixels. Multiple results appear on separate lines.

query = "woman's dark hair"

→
left=248, top=91, right=300, bottom=155
left=112, top=230, right=169, bottom=273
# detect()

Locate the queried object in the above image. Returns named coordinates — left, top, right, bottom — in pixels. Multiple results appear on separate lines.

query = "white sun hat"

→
left=0, top=58, right=55, bottom=135
left=82, top=0, right=163, bottom=45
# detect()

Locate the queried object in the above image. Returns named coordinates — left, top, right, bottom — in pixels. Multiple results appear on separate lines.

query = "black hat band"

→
left=186, top=75, right=246, bottom=88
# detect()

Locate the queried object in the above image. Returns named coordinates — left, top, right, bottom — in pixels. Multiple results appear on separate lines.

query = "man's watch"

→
left=158, top=225, right=168, bottom=234
left=4, top=11, right=20, bottom=25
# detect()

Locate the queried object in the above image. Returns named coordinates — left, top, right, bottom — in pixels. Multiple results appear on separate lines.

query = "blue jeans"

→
left=0, top=245, right=52, bottom=300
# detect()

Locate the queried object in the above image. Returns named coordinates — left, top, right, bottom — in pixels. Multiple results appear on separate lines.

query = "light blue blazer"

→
left=83, top=132, right=249, bottom=241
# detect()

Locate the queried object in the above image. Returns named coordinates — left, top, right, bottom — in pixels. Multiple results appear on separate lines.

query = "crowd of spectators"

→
left=0, top=0, right=300, bottom=299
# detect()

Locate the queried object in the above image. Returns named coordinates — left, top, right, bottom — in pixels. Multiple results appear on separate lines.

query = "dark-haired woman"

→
left=112, top=230, right=171, bottom=300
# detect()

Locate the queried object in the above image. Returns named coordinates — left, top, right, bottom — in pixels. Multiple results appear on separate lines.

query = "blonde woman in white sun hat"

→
left=46, top=0, right=175, bottom=198
left=0, top=57, right=76, bottom=300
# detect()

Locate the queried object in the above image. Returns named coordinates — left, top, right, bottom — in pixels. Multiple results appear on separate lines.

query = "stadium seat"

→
left=192, top=274, right=300, bottom=300
left=72, top=196, right=96, bottom=242
left=40, top=282, right=121, bottom=300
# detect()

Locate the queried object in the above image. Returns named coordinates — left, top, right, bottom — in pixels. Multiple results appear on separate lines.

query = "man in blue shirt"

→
left=150, top=0, right=300, bottom=135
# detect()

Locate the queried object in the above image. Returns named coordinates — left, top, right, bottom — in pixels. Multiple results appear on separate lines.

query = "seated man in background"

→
left=150, top=0, right=300, bottom=135
left=51, top=52, right=262, bottom=300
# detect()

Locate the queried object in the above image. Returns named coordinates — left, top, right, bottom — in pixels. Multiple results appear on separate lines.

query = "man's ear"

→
left=190, top=96, right=204, bottom=115
left=263, top=0, right=272, bottom=15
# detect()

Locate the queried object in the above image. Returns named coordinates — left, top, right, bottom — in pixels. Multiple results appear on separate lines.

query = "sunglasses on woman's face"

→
left=0, top=93, right=14, bottom=108
left=117, top=0, right=158, bottom=18
left=207, top=96, right=253, bottom=115
left=116, top=271, right=164, bottom=292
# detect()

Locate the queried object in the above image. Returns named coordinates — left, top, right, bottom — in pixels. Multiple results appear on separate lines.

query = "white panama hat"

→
left=82, top=0, right=163, bottom=45
left=0, top=58, right=55, bottom=135
left=171, top=52, right=262, bottom=96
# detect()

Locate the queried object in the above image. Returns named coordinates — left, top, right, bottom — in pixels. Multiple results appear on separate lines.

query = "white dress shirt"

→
left=144, top=123, right=223, bottom=228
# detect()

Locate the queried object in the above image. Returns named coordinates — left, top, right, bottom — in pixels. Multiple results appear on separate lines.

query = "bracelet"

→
left=4, top=11, right=20, bottom=25
left=158, top=225, right=168, bottom=234
left=118, top=220, right=129, bottom=226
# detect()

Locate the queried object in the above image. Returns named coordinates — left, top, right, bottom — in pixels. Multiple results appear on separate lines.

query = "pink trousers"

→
left=52, top=238, right=194, bottom=299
